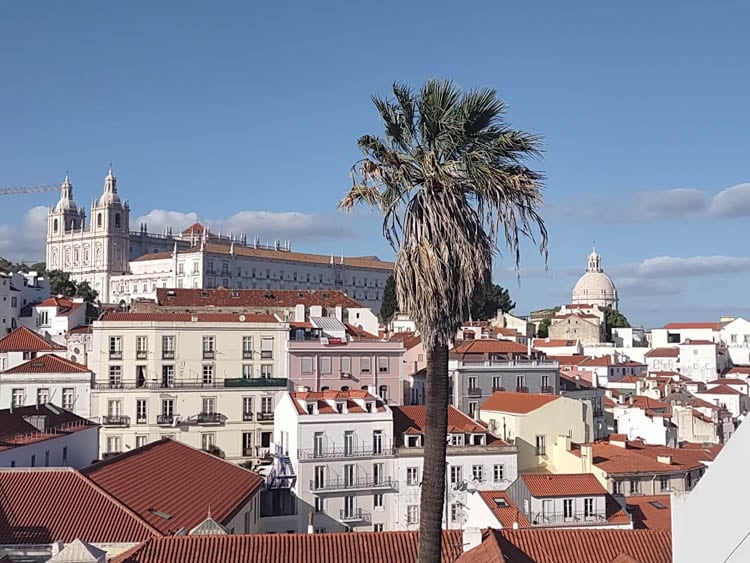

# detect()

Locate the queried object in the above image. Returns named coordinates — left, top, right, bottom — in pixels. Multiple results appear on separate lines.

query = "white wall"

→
left=0, top=425, right=99, bottom=468
left=614, top=407, right=676, bottom=446
left=0, top=371, right=92, bottom=418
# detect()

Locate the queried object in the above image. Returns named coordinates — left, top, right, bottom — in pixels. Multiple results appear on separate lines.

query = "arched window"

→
left=53, top=219, right=58, bottom=233
left=341, top=385, right=350, bottom=392
left=97, top=213, right=102, bottom=228
left=115, top=213, right=121, bottom=228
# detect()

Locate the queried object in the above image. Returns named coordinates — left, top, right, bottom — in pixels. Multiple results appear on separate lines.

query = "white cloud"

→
left=612, top=255, right=750, bottom=278
left=0, top=206, right=48, bottom=262
left=707, top=183, right=750, bottom=218
left=135, top=209, right=199, bottom=234
left=633, top=188, right=707, bottom=221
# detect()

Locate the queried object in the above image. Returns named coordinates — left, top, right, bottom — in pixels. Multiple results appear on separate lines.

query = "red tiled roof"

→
left=473, top=528, right=672, bottom=563
left=81, top=439, right=264, bottom=534
left=697, top=384, right=745, bottom=396
left=451, top=339, right=529, bottom=357
left=345, top=323, right=379, bottom=340
left=0, top=404, right=97, bottom=452
left=392, top=406, right=504, bottom=443
left=707, top=378, right=747, bottom=386
left=477, top=491, right=530, bottom=528
left=727, top=366, right=750, bottom=375
left=663, top=322, right=721, bottom=330
left=182, top=222, right=206, bottom=234
left=548, top=354, right=589, bottom=366
left=626, top=495, right=672, bottom=530
left=293, top=389, right=379, bottom=402
left=645, top=347, right=679, bottom=358
left=618, top=376, right=642, bottom=384
left=68, top=324, right=93, bottom=334
left=36, top=296, right=85, bottom=315
left=629, top=396, right=671, bottom=412
left=2, top=353, right=89, bottom=374
left=100, top=312, right=278, bottom=323
left=681, top=339, right=716, bottom=346
left=604, top=397, right=616, bottom=408
left=0, top=468, right=159, bottom=543
left=388, top=331, right=423, bottom=350
left=155, top=287, right=362, bottom=309
left=132, top=251, right=173, bottom=261
left=481, top=392, right=559, bottom=414
left=0, top=326, right=65, bottom=352
left=112, top=530, right=466, bottom=563
left=522, top=473, right=607, bottom=497
left=573, top=439, right=722, bottom=475
left=533, top=339, right=578, bottom=348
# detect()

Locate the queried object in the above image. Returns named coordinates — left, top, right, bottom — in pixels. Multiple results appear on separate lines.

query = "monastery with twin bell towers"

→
left=45, top=168, right=393, bottom=308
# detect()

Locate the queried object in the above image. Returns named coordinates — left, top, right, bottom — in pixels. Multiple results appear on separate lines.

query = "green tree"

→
left=536, top=306, right=560, bottom=338
left=603, top=306, right=630, bottom=341
left=48, top=270, right=77, bottom=297
left=380, top=275, right=398, bottom=323
left=470, top=276, right=515, bottom=320
left=340, top=80, right=547, bottom=562
left=76, top=281, right=99, bottom=304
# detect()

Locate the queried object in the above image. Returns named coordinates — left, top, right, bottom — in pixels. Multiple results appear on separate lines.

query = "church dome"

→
left=54, top=175, right=78, bottom=212
left=98, top=167, right=121, bottom=206
left=571, top=248, right=618, bottom=309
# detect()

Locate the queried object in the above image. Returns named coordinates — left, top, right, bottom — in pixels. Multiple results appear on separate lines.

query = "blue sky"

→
left=2, top=1, right=749, bottom=327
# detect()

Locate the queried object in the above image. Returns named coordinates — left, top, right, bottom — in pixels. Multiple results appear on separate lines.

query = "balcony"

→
left=162, top=350, right=175, bottom=360
left=224, top=377, right=289, bottom=388
left=195, top=412, right=223, bottom=425
left=310, top=477, right=398, bottom=493
left=541, top=386, right=553, bottom=394
left=243, top=412, right=254, bottom=421
left=109, top=351, right=122, bottom=360
left=242, top=446, right=254, bottom=457
left=516, top=386, right=529, bottom=393
left=299, top=446, right=395, bottom=461
left=243, top=351, right=254, bottom=359
left=457, top=359, right=559, bottom=369
left=101, top=415, right=130, bottom=427
left=203, top=350, right=216, bottom=360
left=530, top=511, right=608, bottom=528
left=396, top=443, right=517, bottom=457
left=340, top=508, right=370, bottom=523
left=136, top=350, right=148, bottom=359
left=492, top=387, right=506, bottom=392
left=257, top=412, right=274, bottom=422
left=102, top=451, right=122, bottom=460
left=467, top=387, right=483, bottom=398
left=157, top=414, right=176, bottom=425
left=136, top=416, right=147, bottom=424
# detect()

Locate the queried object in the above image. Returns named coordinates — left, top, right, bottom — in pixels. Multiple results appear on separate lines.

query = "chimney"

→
left=463, top=527, right=482, bottom=552
left=51, top=540, right=64, bottom=555
left=294, top=304, right=305, bottom=323
left=609, top=434, right=628, bottom=448
left=580, top=443, right=593, bottom=473
left=307, top=512, right=314, bottom=535
left=334, top=306, right=343, bottom=322
left=657, top=454, right=673, bottom=465
left=512, top=520, right=520, bottom=530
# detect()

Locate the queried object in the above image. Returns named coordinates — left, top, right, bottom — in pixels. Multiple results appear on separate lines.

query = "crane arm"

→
left=0, top=185, right=59, bottom=196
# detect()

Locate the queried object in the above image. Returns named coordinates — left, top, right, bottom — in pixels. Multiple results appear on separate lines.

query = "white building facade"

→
left=0, top=271, right=50, bottom=335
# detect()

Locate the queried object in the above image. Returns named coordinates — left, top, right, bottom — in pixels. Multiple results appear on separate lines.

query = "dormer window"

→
left=336, top=402, right=344, bottom=414
left=407, top=435, right=420, bottom=448
left=449, top=434, right=463, bottom=446
left=366, top=402, right=374, bottom=413
left=471, top=434, right=484, bottom=446
left=306, top=403, right=314, bottom=415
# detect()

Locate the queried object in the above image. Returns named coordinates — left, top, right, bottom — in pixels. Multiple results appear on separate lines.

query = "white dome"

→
left=571, top=248, right=618, bottom=309
left=54, top=176, right=78, bottom=212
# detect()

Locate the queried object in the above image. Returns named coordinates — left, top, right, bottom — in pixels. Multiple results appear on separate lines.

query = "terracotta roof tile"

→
left=0, top=326, right=65, bottom=352
left=681, top=339, right=716, bottom=346
left=645, top=347, right=679, bottom=358
left=155, top=288, right=362, bottom=309
left=0, top=468, right=159, bottom=543
left=451, top=339, right=530, bottom=357
left=2, top=353, right=89, bottom=374
left=707, top=378, right=747, bottom=386
left=533, top=339, right=578, bottom=347
left=182, top=222, right=206, bottom=234
left=132, top=251, right=173, bottom=262
left=626, top=495, right=672, bottom=530
left=548, top=354, right=589, bottom=366
left=697, top=384, right=745, bottom=396
left=468, top=529, right=671, bottom=563
left=392, top=406, right=505, bottom=445
left=481, top=391, right=560, bottom=414
left=388, top=331, right=423, bottom=350
left=662, top=322, right=721, bottom=330
left=628, top=396, right=671, bottom=412
left=36, top=296, right=85, bottom=315
left=477, top=491, right=530, bottom=528
left=112, top=530, right=466, bottom=563
left=0, top=404, right=96, bottom=452
left=727, top=366, right=750, bottom=375
left=522, top=473, right=607, bottom=497
left=81, top=439, right=264, bottom=534
left=100, top=312, right=278, bottom=323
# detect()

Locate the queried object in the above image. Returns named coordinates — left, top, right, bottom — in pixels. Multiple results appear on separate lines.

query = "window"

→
left=373, top=462, right=383, bottom=485
left=30, top=454, right=36, bottom=467
left=242, top=364, right=253, bottom=378
left=344, top=431, right=354, bottom=456
left=361, top=356, right=371, bottom=373
left=341, top=355, right=351, bottom=375
left=314, top=466, right=325, bottom=489
left=202, top=397, right=216, bottom=414
left=301, top=357, right=313, bottom=374
left=114, top=213, right=121, bottom=227
left=492, top=376, right=502, bottom=390
left=450, top=466, right=462, bottom=485
left=407, top=467, right=419, bottom=486
left=468, top=376, right=478, bottom=389
left=314, top=496, right=324, bottom=513
left=243, top=397, right=254, bottom=417
left=378, top=356, right=389, bottom=373
left=107, top=436, right=121, bottom=454
left=344, top=464, right=355, bottom=486
left=136, top=399, right=147, bottom=423
left=38, top=310, right=50, bottom=327
left=62, top=388, right=74, bottom=410
left=260, top=337, right=274, bottom=359
left=261, top=364, right=273, bottom=377
left=541, top=375, right=550, bottom=390
left=472, top=465, right=484, bottom=482
left=242, top=336, right=253, bottom=359
left=37, top=388, right=49, bottom=405
left=407, top=505, right=419, bottom=524
left=202, top=364, right=214, bottom=384
left=374, top=523, right=384, bottom=532
left=11, top=389, right=24, bottom=408
left=313, top=432, right=324, bottom=457
left=450, top=503, right=460, bottom=522
left=372, top=430, right=383, bottom=454
left=202, top=336, right=215, bottom=359
left=584, top=498, right=594, bottom=518
left=468, top=401, right=478, bottom=418
left=62, top=446, right=68, bottom=464
left=320, top=356, right=332, bottom=374
left=201, top=433, right=216, bottom=451
left=162, top=399, right=174, bottom=417
left=493, top=464, right=505, bottom=483
left=563, top=499, right=573, bottom=520
left=109, top=365, right=122, bottom=387
left=109, top=336, right=122, bottom=358
left=261, top=397, right=273, bottom=414
left=178, top=262, right=184, bottom=275
left=136, top=336, right=148, bottom=358
left=613, top=480, right=622, bottom=495
left=374, top=493, right=383, bottom=508
left=630, top=479, right=641, bottom=495
left=535, top=434, right=546, bottom=456
left=136, top=435, right=148, bottom=449
left=516, top=375, right=526, bottom=390
left=378, top=385, right=388, bottom=402
left=660, top=475, right=669, bottom=491
left=162, top=365, right=175, bottom=387
left=162, top=335, right=175, bottom=359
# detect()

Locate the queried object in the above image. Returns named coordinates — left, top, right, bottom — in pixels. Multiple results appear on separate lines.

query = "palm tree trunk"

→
left=418, top=343, right=450, bottom=563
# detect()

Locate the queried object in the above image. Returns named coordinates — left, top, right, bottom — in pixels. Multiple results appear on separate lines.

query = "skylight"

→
left=649, top=501, right=667, bottom=510
left=148, top=508, right=173, bottom=520
left=494, top=498, right=509, bottom=508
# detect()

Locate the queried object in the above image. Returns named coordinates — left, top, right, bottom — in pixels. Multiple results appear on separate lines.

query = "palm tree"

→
left=340, top=79, right=547, bottom=563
